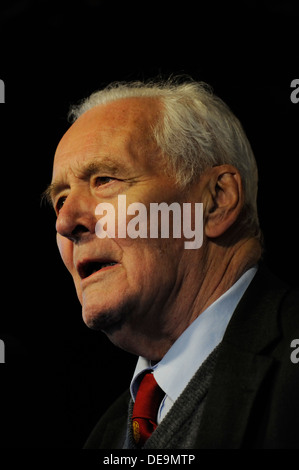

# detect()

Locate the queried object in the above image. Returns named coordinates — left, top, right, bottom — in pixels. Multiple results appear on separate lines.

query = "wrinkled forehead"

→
left=53, top=97, right=162, bottom=178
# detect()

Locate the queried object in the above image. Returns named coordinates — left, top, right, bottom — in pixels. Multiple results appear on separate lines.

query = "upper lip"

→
left=77, top=258, right=118, bottom=280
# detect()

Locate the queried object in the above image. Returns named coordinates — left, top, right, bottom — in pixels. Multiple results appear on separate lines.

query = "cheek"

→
left=56, top=233, right=74, bottom=273
left=57, top=233, right=83, bottom=303
left=122, top=237, right=183, bottom=287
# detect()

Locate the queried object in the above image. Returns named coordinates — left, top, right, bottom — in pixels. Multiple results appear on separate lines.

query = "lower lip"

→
left=81, top=263, right=121, bottom=285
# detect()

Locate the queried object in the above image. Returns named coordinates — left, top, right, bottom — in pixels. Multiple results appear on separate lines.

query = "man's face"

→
left=51, top=98, right=198, bottom=359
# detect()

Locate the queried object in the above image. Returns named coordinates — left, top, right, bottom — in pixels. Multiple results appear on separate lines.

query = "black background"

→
left=0, top=0, right=298, bottom=449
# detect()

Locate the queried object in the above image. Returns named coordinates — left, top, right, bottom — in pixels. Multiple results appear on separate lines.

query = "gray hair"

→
left=68, top=77, right=260, bottom=238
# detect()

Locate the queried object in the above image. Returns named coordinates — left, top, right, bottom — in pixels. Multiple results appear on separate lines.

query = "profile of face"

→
left=51, top=98, right=205, bottom=359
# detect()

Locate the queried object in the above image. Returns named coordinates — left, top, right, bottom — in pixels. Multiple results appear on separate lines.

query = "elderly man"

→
left=45, top=78, right=298, bottom=449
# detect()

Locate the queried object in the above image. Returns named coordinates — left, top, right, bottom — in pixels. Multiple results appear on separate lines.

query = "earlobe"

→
left=204, top=165, right=243, bottom=239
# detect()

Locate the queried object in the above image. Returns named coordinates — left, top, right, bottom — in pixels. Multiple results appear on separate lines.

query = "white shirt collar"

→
left=130, top=266, right=257, bottom=403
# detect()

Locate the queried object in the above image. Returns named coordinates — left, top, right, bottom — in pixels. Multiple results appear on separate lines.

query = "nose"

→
left=55, top=190, right=97, bottom=243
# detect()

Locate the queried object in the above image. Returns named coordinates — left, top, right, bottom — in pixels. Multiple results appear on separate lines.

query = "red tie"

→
left=132, top=372, right=164, bottom=447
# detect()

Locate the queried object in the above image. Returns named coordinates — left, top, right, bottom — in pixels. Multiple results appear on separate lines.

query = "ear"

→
left=204, top=165, right=243, bottom=238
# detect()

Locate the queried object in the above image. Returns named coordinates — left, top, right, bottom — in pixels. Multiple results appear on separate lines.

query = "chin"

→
left=82, top=301, right=145, bottom=356
left=83, top=308, right=119, bottom=331
left=82, top=297, right=134, bottom=334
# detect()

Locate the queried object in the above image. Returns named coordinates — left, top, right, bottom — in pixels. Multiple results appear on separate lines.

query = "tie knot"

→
left=132, top=372, right=164, bottom=446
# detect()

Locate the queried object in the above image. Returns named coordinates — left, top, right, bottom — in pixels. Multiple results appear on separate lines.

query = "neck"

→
left=193, top=236, right=261, bottom=315
left=155, top=236, right=262, bottom=357
left=121, top=236, right=261, bottom=362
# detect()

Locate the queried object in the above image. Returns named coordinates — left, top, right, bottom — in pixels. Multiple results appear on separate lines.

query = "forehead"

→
left=52, top=97, right=162, bottom=180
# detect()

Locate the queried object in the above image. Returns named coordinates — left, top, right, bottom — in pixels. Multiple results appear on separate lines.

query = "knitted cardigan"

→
left=124, top=345, right=220, bottom=449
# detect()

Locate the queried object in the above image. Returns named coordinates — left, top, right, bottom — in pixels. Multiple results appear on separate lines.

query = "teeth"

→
left=79, top=261, right=117, bottom=279
left=86, top=261, right=117, bottom=278
left=101, top=262, right=116, bottom=268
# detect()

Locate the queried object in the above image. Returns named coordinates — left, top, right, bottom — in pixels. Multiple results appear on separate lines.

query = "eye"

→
left=56, top=196, right=67, bottom=213
left=94, top=176, right=114, bottom=187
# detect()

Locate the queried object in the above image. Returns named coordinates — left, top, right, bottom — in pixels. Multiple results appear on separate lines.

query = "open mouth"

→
left=78, top=260, right=118, bottom=280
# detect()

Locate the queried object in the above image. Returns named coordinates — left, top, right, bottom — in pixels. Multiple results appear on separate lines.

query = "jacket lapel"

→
left=195, top=264, right=289, bottom=448
left=195, top=344, right=275, bottom=448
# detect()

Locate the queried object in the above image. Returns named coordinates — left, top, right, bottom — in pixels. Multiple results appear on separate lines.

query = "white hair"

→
left=68, top=77, right=260, bottom=238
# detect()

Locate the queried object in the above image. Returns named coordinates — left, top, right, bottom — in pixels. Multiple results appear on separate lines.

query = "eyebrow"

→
left=41, top=181, right=69, bottom=207
left=41, top=157, right=132, bottom=207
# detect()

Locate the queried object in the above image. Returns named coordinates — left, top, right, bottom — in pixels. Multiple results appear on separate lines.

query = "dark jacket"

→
left=84, top=264, right=299, bottom=449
